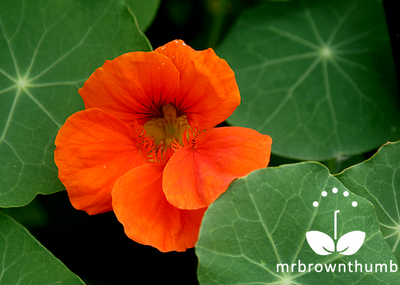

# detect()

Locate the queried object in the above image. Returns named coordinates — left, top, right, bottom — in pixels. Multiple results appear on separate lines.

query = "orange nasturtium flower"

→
left=55, top=40, right=272, bottom=252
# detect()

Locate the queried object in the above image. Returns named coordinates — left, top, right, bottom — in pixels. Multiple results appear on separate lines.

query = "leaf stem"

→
left=325, top=157, right=337, bottom=173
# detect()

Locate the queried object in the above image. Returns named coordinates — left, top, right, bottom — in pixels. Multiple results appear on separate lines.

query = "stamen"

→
left=132, top=121, right=155, bottom=158
left=177, top=124, right=204, bottom=149
left=153, top=146, right=174, bottom=164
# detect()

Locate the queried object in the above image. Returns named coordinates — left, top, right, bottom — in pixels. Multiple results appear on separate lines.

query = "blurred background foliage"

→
left=1, top=0, right=398, bottom=284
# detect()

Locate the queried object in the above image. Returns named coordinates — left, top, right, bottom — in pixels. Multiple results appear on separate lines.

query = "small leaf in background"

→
left=336, top=141, right=400, bottom=262
left=0, top=0, right=153, bottom=208
left=217, top=0, right=399, bottom=161
left=0, top=212, right=84, bottom=284
left=196, top=162, right=400, bottom=284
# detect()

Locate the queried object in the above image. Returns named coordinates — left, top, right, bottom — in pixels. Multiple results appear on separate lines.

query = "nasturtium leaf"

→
left=196, top=162, right=400, bottom=284
left=125, top=0, right=161, bottom=31
left=336, top=141, right=400, bottom=261
left=218, top=0, right=400, bottom=160
left=0, top=212, right=84, bottom=284
left=0, top=0, right=151, bottom=207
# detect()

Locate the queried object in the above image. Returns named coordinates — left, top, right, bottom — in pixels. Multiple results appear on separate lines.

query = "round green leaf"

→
left=336, top=141, right=400, bottom=262
left=196, top=162, right=400, bottom=284
left=0, top=212, right=84, bottom=284
left=0, top=0, right=151, bottom=207
left=218, top=0, right=399, bottom=160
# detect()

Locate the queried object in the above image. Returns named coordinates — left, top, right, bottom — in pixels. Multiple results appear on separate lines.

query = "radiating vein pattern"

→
left=0, top=0, right=151, bottom=207
left=219, top=0, right=399, bottom=160
left=197, top=163, right=400, bottom=284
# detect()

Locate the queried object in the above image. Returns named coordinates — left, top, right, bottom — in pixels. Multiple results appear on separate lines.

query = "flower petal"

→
left=112, top=163, right=206, bottom=252
left=54, top=108, right=151, bottom=215
left=79, top=51, right=180, bottom=126
left=163, top=127, right=272, bottom=210
left=155, top=40, right=240, bottom=128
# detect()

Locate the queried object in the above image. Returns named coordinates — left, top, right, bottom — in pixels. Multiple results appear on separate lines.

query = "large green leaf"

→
left=218, top=0, right=399, bottom=161
left=125, top=0, right=161, bottom=31
left=196, top=162, right=400, bottom=284
left=336, top=141, right=400, bottom=261
left=0, top=212, right=84, bottom=284
left=0, top=0, right=151, bottom=207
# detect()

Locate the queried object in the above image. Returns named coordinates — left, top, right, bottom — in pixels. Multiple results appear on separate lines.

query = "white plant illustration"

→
left=306, top=190, right=366, bottom=256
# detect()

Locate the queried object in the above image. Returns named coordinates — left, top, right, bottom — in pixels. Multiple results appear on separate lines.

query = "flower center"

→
left=143, top=104, right=190, bottom=150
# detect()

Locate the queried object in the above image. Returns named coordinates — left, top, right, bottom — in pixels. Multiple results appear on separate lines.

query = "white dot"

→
left=17, top=78, right=28, bottom=88
left=313, top=201, right=319, bottom=207
left=343, top=191, right=349, bottom=197
left=321, top=191, right=328, bottom=197
left=332, top=187, right=338, bottom=194
left=321, top=47, right=331, bottom=57
left=352, top=201, right=358, bottom=207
